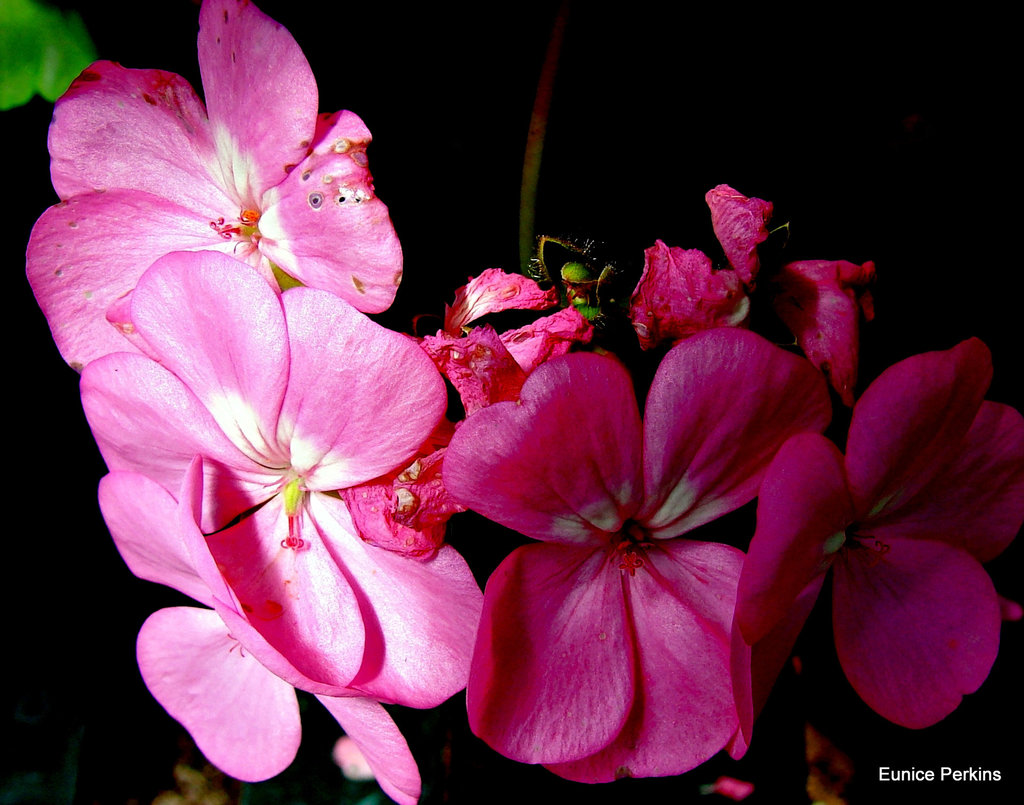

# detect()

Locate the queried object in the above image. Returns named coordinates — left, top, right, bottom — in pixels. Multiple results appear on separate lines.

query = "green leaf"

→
left=0, top=0, right=96, bottom=110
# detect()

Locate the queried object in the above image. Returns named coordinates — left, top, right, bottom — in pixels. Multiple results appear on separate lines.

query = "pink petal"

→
left=26, top=192, right=242, bottom=369
left=81, top=352, right=280, bottom=531
left=705, top=184, right=773, bottom=287
left=845, top=338, right=992, bottom=519
left=466, top=543, right=634, bottom=764
left=772, top=259, right=876, bottom=406
left=203, top=495, right=367, bottom=690
left=137, top=606, right=301, bottom=782
left=628, top=241, right=749, bottom=351
left=316, top=696, right=421, bottom=805
left=866, top=401, right=1024, bottom=562
left=737, top=433, right=853, bottom=645
left=832, top=537, right=1001, bottom=728
left=444, top=352, right=644, bottom=543
left=420, top=326, right=527, bottom=416
left=197, top=0, right=317, bottom=204
left=310, top=494, right=482, bottom=708
left=641, top=329, right=831, bottom=537
left=258, top=111, right=403, bottom=313
left=47, top=62, right=227, bottom=211
left=443, top=268, right=558, bottom=333
left=547, top=540, right=743, bottom=781
left=131, top=251, right=291, bottom=465
left=97, top=472, right=213, bottom=607
left=279, top=287, right=446, bottom=489
left=500, top=306, right=595, bottom=373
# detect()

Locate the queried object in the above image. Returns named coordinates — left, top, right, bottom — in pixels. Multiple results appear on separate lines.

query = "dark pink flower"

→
left=705, top=184, right=774, bottom=287
left=629, top=240, right=749, bottom=351
left=444, top=329, right=830, bottom=780
left=28, top=0, right=402, bottom=369
left=737, top=339, right=1024, bottom=732
left=773, top=259, right=876, bottom=406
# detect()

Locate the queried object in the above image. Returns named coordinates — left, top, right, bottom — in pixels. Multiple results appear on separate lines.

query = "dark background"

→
left=5, top=1, right=1021, bottom=803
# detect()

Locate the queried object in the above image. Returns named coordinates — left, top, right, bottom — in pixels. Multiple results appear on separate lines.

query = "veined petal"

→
left=316, top=696, right=421, bottom=805
left=443, top=268, right=558, bottom=334
left=47, top=62, right=226, bottom=210
left=866, top=401, right=1024, bottom=562
left=845, top=338, right=992, bottom=519
left=705, top=184, right=773, bottom=287
left=26, top=192, right=241, bottom=369
left=258, top=110, right=403, bottom=313
left=279, top=288, right=446, bottom=489
left=311, top=494, right=482, bottom=708
left=137, top=607, right=301, bottom=782
left=98, top=471, right=213, bottom=607
left=832, top=537, right=1001, bottom=728
left=737, top=433, right=852, bottom=645
left=81, top=352, right=280, bottom=531
left=547, top=540, right=742, bottom=781
left=641, top=329, right=831, bottom=537
left=467, top=543, right=633, bottom=765
left=203, top=494, right=366, bottom=690
left=197, top=0, right=318, bottom=203
left=445, top=352, right=644, bottom=544
left=131, top=251, right=290, bottom=466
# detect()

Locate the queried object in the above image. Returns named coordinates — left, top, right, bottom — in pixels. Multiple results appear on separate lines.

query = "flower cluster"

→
left=24, top=1, right=1022, bottom=802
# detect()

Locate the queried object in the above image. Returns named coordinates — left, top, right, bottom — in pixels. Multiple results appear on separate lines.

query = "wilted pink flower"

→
left=629, top=240, right=749, bottom=350
left=444, top=268, right=558, bottom=334
left=499, top=306, right=593, bottom=373
left=444, top=329, right=830, bottom=781
left=81, top=250, right=482, bottom=712
left=705, top=184, right=773, bottom=287
left=28, top=0, right=402, bottom=369
left=737, top=339, right=1024, bottom=731
left=773, top=259, right=876, bottom=406
left=422, top=325, right=528, bottom=416
left=100, top=463, right=422, bottom=804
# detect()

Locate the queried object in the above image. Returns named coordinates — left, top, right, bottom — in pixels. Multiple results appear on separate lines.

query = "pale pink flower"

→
left=81, top=250, right=482, bottom=713
left=773, top=259, right=876, bottom=406
left=100, top=463, right=422, bottom=804
left=28, top=0, right=401, bottom=369
left=444, top=329, right=830, bottom=781
left=737, top=339, right=1024, bottom=733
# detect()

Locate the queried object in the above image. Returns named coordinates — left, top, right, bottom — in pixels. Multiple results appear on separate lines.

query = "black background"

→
left=5, top=1, right=1021, bottom=803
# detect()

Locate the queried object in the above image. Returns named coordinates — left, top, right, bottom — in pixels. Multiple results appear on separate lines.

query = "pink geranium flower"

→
left=28, top=0, right=402, bottom=369
left=443, top=329, right=830, bottom=781
left=81, top=250, right=482, bottom=711
left=100, top=462, right=422, bottom=804
left=737, top=339, right=1024, bottom=731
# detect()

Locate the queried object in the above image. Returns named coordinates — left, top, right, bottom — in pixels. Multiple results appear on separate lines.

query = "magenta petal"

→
left=311, top=495, right=482, bottom=708
left=445, top=352, right=644, bottom=543
left=279, top=288, right=445, bottom=489
left=547, top=540, right=743, bottom=782
left=705, top=185, right=773, bottom=287
left=737, top=433, right=852, bottom=645
left=98, top=472, right=212, bottom=607
left=316, top=696, right=421, bottom=805
left=258, top=111, right=403, bottom=313
left=81, top=352, right=279, bottom=531
left=26, top=192, right=238, bottom=369
left=443, top=268, right=558, bottom=333
left=204, top=495, right=366, bottom=690
left=137, top=607, right=301, bottom=782
left=772, top=259, right=876, bottom=406
left=641, top=329, right=831, bottom=537
left=197, top=0, right=317, bottom=203
left=832, top=537, right=1001, bottom=728
left=628, top=241, right=749, bottom=351
left=867, top=401, right=1024, bottom=562
left=845, top=338, right=992, bottom=519
left=420, top=326, right=527, bottom=416
left=132, top=252, right=291, bottom=465
left=48, top=62, right=226, bottom=210
left=467, top=543, right=633, bottom=764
